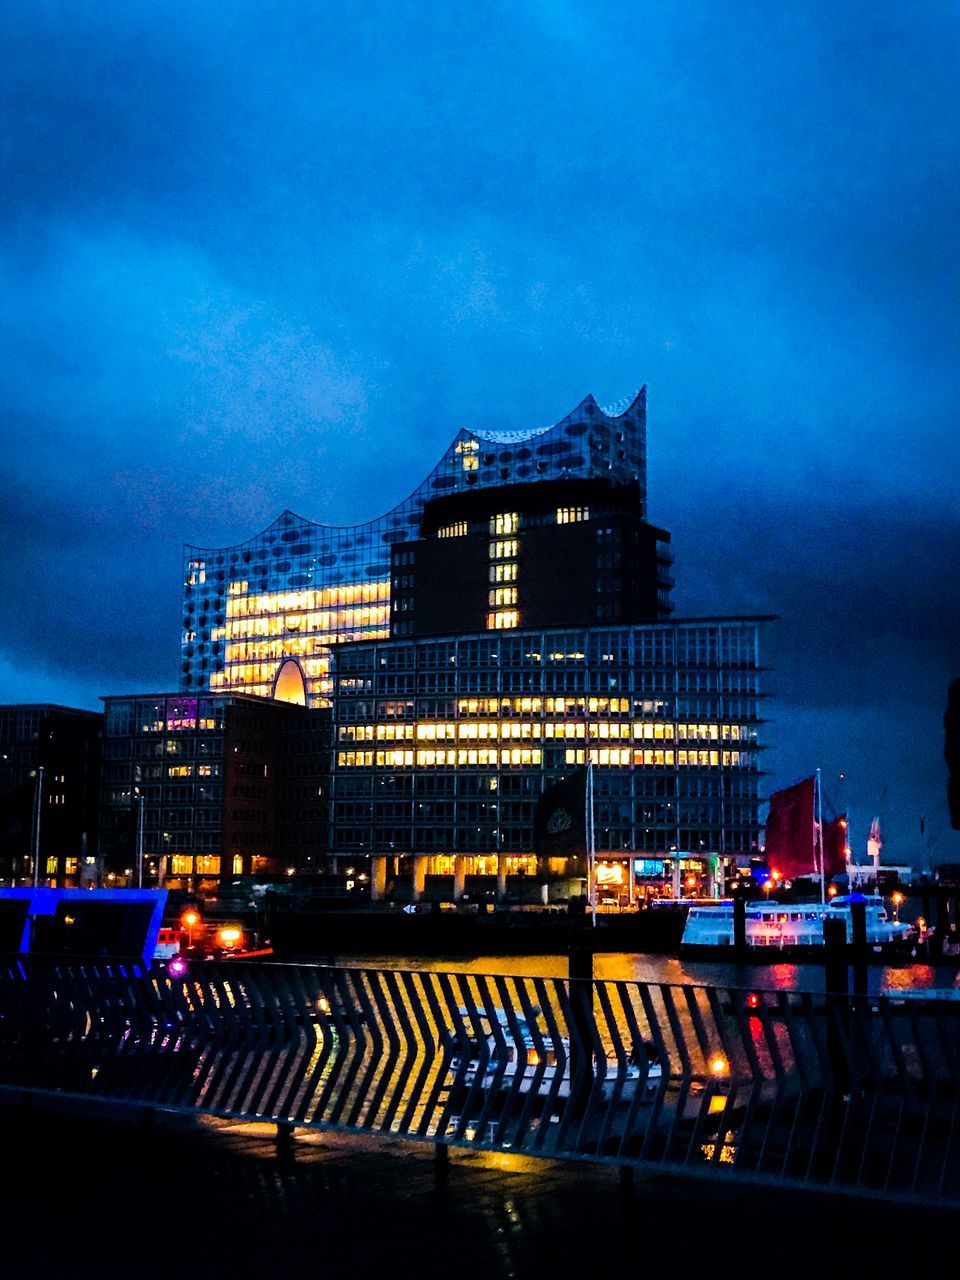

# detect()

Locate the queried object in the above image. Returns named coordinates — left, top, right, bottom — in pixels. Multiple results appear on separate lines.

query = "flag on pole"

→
left=534, top=772, right=587, bottom=857
left=764, top=776, right=816, bottom=880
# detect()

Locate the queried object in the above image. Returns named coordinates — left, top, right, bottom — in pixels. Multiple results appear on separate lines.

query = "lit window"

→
left=490, top=562, right=518, bottom=583
left=557, top=506, right=589, bottom=524
left=489, top=587, right=518, bottom=607
left=491, top=512, right=519, bottom=536
left=487, top=610, right=519, bottom=630
left=437, top=522, right=467, bottom=538
left=489, top=540, right=518, bottom=560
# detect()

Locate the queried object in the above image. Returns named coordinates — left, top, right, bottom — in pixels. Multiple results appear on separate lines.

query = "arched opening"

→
left=273, top=658, right=307, bottom=706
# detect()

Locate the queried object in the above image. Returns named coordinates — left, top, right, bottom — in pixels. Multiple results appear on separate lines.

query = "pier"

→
left=4, top=951, right=960, bottom=1210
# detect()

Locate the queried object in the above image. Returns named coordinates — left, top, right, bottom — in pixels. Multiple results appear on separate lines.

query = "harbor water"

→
left=326, top=951, right=960, bottom=994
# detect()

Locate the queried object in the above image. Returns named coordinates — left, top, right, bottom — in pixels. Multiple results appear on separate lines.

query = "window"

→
left=490, top=562, right=518, bottom=583
left=437, top=522, right=467, bottom=538
left=557, top=506, right=589, bottom=524
left=489, top=540, right=518, bottom=560
left=489, top=587, right=518, bottom=607
left=491, top=512, right=519, bottom=536
left=487, top=610, right=519, bottom=630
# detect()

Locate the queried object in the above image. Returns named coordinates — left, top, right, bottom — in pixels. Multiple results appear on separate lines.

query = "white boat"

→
left=449, top=1006, right=662, bottom=1101
left=681, top=894, right=915, bottom=953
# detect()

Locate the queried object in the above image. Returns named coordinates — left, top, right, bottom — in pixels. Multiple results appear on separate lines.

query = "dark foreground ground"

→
left=3, top=1099, right=954, bottom=1280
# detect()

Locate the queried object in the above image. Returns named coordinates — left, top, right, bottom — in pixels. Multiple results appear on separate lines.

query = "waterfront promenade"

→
left=5, top=1099, right=952, bottom=1279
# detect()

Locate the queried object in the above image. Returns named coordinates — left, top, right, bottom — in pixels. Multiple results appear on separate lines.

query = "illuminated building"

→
left=0, top=705, right=102, bottom=887
left=98, top=693, right=328, bottom=890
left=180, top=391, right=653, bottom=703
left=173, top=389, right=767, bottom=898
left=331, top=618, right=764, bottom=900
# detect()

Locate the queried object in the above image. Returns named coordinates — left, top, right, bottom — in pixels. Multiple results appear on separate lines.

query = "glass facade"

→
left=330, top=619, right=765, bottom=866
left=181, top=392, right=648, bottom=704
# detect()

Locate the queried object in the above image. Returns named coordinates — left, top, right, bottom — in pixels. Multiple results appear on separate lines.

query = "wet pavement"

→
left=3, top=1097, right=956, bottom=1279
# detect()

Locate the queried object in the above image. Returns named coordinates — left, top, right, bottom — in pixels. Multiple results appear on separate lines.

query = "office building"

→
left=0, top=704, right=102, bottom=886
left=174, top=390, right=767, bottom=900
left=99, top=693, right=328, bottom=891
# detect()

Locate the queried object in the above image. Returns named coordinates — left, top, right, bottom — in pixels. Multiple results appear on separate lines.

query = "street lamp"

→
left=182, top=909, right=199, bottom=949
left=891, top=890, right=905, bottom=921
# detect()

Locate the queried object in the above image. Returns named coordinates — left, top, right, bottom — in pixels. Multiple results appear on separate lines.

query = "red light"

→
left=746, top=992, right=760, bottom=1009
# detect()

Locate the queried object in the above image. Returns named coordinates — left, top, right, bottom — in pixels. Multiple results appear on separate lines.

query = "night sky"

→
left=2, top=2, right=957, bottom=863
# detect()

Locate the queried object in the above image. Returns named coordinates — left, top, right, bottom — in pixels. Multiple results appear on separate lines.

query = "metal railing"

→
left=2, top=956, right=960, bottom=1205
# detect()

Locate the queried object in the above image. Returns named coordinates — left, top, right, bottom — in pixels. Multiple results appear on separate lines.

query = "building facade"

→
left=99, top=693, right=328, bottom=891
left=0, top=705, right=103, bottom=886
left=171, top=388, right=768, bottom=901
left=180, top=391, right=651, bottom=704
left=330, top=619, right=764, bottom=901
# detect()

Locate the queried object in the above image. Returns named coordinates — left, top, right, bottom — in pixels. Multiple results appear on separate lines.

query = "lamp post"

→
left=31, top=766, right=45, bottom=887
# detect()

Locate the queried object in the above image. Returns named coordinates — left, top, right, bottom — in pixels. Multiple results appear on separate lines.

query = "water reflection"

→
left=328, top=951, right=960, bottom=994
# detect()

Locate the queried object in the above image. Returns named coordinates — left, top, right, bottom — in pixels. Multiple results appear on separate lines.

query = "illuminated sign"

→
left=596, top=862, right=625, bottom=886
left=633, top=858, right=665, bottom=878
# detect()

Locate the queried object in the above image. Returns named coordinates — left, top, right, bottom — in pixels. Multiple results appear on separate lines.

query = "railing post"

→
left=850, top=899, right=868, bottom=999
left=824, top=916, right=849, bottom=1093
left=733, top=893, right=747, bottom=960
left=568, top=943, right=594, bottom=1120
left=276, top=1120, right=295, bottom=1156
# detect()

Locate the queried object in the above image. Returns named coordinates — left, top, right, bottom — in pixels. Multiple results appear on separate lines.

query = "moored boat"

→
left=681, top=894, right=915, bottom=958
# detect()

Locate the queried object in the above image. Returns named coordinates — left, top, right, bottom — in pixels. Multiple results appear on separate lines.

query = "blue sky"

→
left=1, top=1, right=957, bottom=861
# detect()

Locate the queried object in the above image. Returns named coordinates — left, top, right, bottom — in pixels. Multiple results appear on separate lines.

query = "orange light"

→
left=770, top=869, right=782, bottom=882
left=839, top=819, right=848, bottom=829
left=827, top=885, right=838, bottom=898
left=710, top=1055, right=729, bottom=1077
left=763, top=879, right=774, bottom=892
left=685, top=875, right=697, bottom=889
left=892, top=891, right=905, bottom=905
left=917, top=917, right=927, bottom=931
left=217, top=926, right=243, bottom=948
left=181, top=910, right=199, bottom=927
left=526, top=1049, right=541, bottom=1067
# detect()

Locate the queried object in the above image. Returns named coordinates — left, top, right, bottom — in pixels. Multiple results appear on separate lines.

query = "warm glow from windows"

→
left=489, top=587, right=518, bottom=607
left=491, top=512, right=519, bottom=535
left=487, top=610, right=519, bottom=630
left=273, top=658, right=307, bottom=706
left=437, top=521, right=468, bottom=538
left=456, top=439, right=479, bottom=470
left=337, top=746, right=543, bottom=768
left=490, top=562, right=518, bottom=583
left=489, top=540, right=518, bottom=560
left=216, top=580, right=390, bottom=700
left=557, top=506, right=589, bottom=524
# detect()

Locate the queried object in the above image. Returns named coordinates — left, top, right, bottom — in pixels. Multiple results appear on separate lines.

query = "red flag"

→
left=822, top=815, right=849, bottom=879
left=764, top=777, right=816, bottom=880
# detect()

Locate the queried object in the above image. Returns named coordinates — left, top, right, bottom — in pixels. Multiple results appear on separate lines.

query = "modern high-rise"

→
left=175, top=390, right=767, bottom=900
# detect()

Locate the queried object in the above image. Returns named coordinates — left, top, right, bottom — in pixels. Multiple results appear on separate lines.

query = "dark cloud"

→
left=1, top=1, right=957, bottom=860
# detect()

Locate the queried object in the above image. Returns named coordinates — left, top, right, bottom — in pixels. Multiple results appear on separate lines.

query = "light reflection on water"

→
left=328, top=952, right=960, bottom=994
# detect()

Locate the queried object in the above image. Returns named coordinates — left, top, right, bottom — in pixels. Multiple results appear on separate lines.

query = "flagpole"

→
left=815, top=768, right=825, bottom=904
left=587, top=750, right=596, bottom=928
left=136, top=793, right=145, bottom=888
left=31, top=765, right=44, bottom=888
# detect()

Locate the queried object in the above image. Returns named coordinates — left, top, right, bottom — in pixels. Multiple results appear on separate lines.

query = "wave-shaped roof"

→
left=183, top=390, right=647, bottom=568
